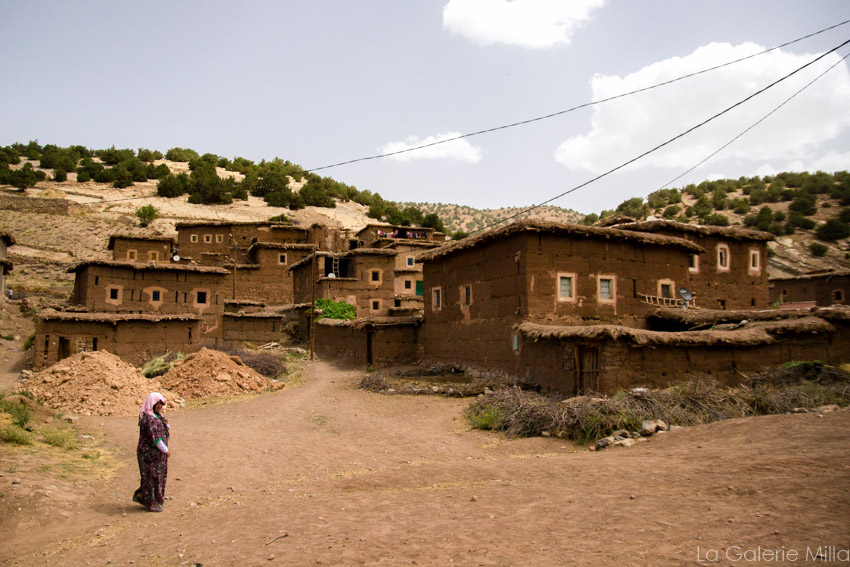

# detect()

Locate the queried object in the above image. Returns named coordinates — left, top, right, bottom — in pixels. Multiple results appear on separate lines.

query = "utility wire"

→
left=304, top=19, right=850, bottom=173
left=77, top=19, right=850, bottom=209
left=468, top=36, right=850, bottom=235
left=655, top=50, right=850, bottom=192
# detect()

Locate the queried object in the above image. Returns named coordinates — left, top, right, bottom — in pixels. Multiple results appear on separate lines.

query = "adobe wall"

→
left=71, top=265, right=226, bottom=338
left=523, top=233, right=692, bottom=326
left=292, top=255, right=398, bottom=317
left=315, top=323, right=420, bottom=366
left=230, top=247, right=313, bottom=304
left=518, top=327, right=850, bottom=396
left=421, top=232, right=694, bottom=376
left=770, top=275, right=850, bottom=307
left=111, top=240, right=173, bottom=263
left=176, top=225, right=240, bottom=263
left=221, top=314, right=283, bottom=343
left=33, top=317, right=203, bottom=370
left=645, top=231, right=769, bottom=310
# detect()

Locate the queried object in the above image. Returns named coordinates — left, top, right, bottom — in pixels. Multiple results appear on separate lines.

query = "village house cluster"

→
left=16, top=217, right=850, bottom=396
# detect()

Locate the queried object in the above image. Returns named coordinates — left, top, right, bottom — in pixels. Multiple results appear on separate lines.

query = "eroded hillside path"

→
left=3, top=360, right=849, bottom=566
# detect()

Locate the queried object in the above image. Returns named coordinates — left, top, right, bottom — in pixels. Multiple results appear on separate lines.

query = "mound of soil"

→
left=21, top=350, right=179, bottom=417
left=158, top=348, right=275, bottom=399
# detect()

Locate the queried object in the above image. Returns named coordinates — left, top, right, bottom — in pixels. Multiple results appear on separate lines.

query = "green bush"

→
left=157, top=173, right=190, bottom=197
left=0, top=425, right=32, bottom=445
left=40, top=426, right=77, bottom=450
left=315, top=298, right=355, bottom=320
left=0, top=399, right=33, bottom=428
left=465, top=404, right=502, bottom=430
left=816, top=218, right=850, bottom=241
left=810, top=242, right=829, bottom=257
left=53, top=168, right=67, bottom=182
left=135, top=204, right=160, bottom=227
left=165, top=147, right=200, bottom=162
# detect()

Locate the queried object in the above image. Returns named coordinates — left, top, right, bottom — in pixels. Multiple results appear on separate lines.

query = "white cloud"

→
left=555, top=43, right=850, bottom=174
left=442, top=0, right=605, bottom=49
left=378, top=132, right=483, bottom=163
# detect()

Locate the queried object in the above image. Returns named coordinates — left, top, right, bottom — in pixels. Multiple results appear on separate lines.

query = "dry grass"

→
left=465, top=362, right=850, bottom=441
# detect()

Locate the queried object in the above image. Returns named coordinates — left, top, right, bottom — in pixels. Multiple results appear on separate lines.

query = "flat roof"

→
left=67, top=260, right=229, bottom=274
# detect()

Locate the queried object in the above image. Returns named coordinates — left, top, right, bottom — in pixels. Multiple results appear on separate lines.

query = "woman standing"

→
left=133, top=392, right=171, bottom=512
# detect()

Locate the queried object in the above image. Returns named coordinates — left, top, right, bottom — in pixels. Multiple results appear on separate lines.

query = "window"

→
left=688, top=254, right=699, bottom=274
left=660, top=284, right=672, bottom=299
left=462, top=285, right=472, bottom=306
left=371, top=300, right=380, bottom=311
left=109, top=288, right=119, bottom=300
left=127, top=250, right=137, bottom=261
left=749, top=249, right=761, bottom=272
left=370, top=270, right=380, bottom=282
left=557, top=273, right=575, bottom=301
left=215, top=234, right=224, bottom=243
left=204, top=234, right=212, bottom=244
left=278, top=254, right=287, bottom=265
left=717, top=244, right=730, bottom=271
left=406, top=257, right=415, bottom=267
left=598, top=276, right=615, bottom=302
left=432, top=288, right=442, bottom=311
left=834, top=289, right=845, bottom=303
left=152, top=290, right=161, bottom=301
left=782, top=289, right=788, bottom=296
left=404, top=280, right=412, bottom=290
left=149, top=251, right=159, bottom=262
left=196, top=291, right=208, bottom=304
left=190, top=234, right=198, bottom=243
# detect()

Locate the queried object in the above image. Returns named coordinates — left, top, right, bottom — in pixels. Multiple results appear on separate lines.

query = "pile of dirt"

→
left=158, top=348, right=276, bottom=399
left=21, top=350, right=180, bottom=417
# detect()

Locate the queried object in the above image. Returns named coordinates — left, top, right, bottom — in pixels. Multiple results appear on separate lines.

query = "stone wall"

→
left=0, top=194, right=80, bottom=216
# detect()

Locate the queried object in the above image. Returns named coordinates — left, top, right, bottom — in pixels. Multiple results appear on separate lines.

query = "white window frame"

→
left=598, top=275, right=616, bottom=304
left=278, top=253, right=288, bottom=265
left=148, top=251, right=159, bottom=262
left=688, top=254, right=700, bottom=274
left=658, top=279, right=675, bottom=299
left=717, top=244, right=730, bottom=272
left=371, top=299, right=381, bottom=312
left=127, top=250, right=137, bottom=261
left=431, top=287, right=442, bottom=312
left=190, top=234, right=198, bottom=243
left=748, top=248, right=761, bottom=274
left=557, top=272, right=576, bottom=302
left=406, top=256, right=415, bottom=267
left=215, top=234, right=224, bottom=244
left=204, top=234, right=212, bottom=244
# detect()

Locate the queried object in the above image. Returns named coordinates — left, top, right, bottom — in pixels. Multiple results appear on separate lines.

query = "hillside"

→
left=1, top=144, right=848, bottom=287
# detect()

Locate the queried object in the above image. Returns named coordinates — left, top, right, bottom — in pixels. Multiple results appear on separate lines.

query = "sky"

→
left=1, top=0, right=849, bottom=215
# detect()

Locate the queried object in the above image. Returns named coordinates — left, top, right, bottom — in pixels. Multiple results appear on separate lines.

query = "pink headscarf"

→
left=140, top=392, right=167, bottom=420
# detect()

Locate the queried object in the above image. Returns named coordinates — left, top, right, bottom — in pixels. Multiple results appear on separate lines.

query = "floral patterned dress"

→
left=133, top=412, right=169, bottom=512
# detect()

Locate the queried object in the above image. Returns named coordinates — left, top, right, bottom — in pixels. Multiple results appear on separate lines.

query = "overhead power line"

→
left=469, top=36, right=850, bottom=235
left=304, top=19, right=850, bottom=174
left=656, top=50, right=850, bottom=192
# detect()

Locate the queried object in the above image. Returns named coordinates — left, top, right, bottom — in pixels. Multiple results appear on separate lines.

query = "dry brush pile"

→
left=465, top=361, right=850, bottom=441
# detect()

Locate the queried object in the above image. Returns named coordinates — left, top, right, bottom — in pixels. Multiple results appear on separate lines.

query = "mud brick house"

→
left=291, top=249, right=401, bottom=317
left=225, top=242, right=317, bottom=304
left=612, top=220, right=773, bottom=310
left=108, top=233, right=176, bottom=263
left=68, top=260, right=229, bottom=337
left=769, top=270, right=850, bottom=309
left=416, top=220, right=704, bottom=381
left=314, top=316, right=423, bottom=365
left=175, top=221, right=312, bottom=266
left=33, top=310, right=201, bottom=369
left=0, top=230, right=14, bottom=298
left=355, top=223, right=446, bottom=249
left=518, top=306, right=850, bottom=395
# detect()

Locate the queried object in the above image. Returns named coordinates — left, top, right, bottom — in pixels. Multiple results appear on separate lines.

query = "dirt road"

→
left=2, top=360, right=849, bottom=566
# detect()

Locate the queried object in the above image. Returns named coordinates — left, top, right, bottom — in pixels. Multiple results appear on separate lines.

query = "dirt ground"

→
left=0, top=356, right=848, bottom=567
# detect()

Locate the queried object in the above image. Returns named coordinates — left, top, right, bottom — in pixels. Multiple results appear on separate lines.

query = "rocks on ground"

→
left=158, top=348, right=275, bottom=399
left=20, top=350, right=180, bottom=417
